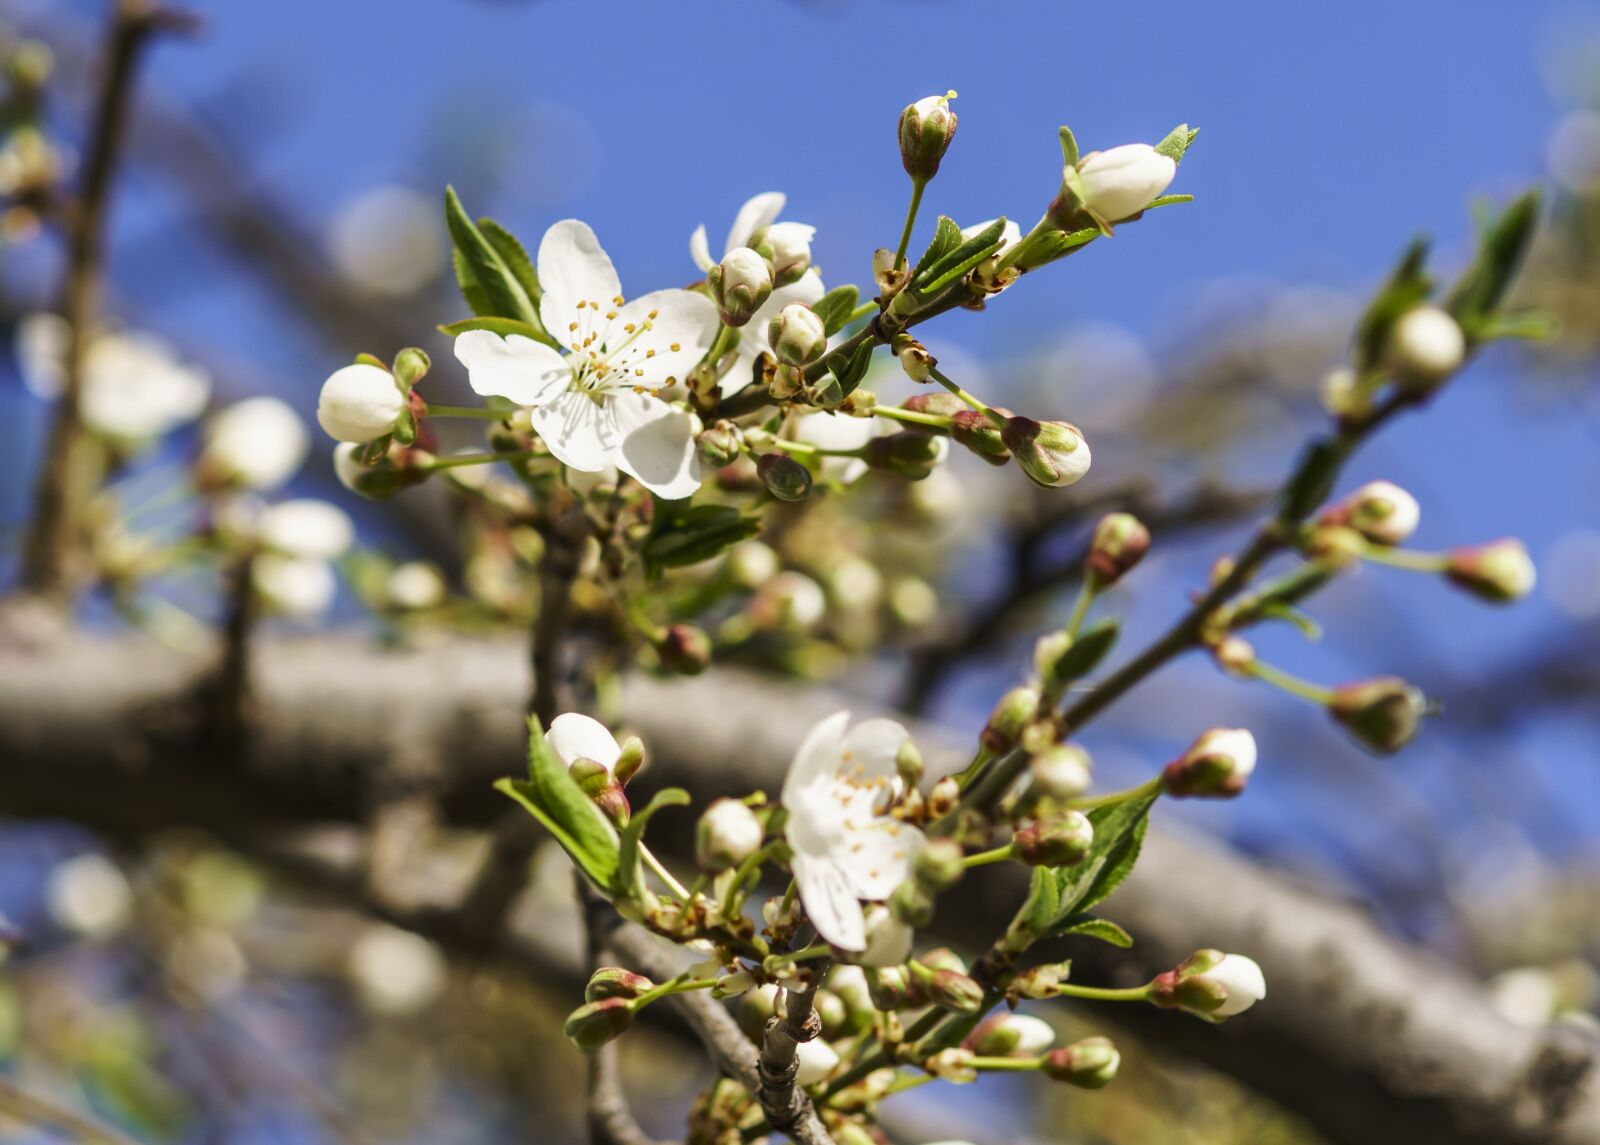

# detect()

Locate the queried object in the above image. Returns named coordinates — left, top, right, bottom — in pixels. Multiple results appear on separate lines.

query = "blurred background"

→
left=1, top=0, right=1598, bottom=1142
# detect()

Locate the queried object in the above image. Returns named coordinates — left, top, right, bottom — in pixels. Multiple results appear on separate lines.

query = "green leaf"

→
left=1278, top=435, right=1343, bottom=523
left=1051, top=617, right=1120, bottom=682
left=1354, top=238, right=1433, bottom=369
left=1446, top=189, right=1542, bottom=337
left=1258, top=600, right=1323, bottom=641
left=911, top=215, right=964, bottom=282
left=1057, top=125, right=1080, bottom=168
left=1022, top=226, right=1101, bottom=268
left=444, top=186, right=548, bottom=339
left=438, top=315, right=548, bottom=340
left=614, top=787, right=690, bottom=900
left=1145, top=194, right=1195, bottom=210
left=824, top=339, right=875, bottom=397
left=496, top=716, right=619, bottom=889
left=813, top=285, right=862, bottom=337
left=1013, top=866, right=1062, bottom=939
left=642, top=502, right=763, bottom=574
left=452, top=248, right=495, bottom=318
left=1066, top=791, right=1156, bottom=918
left=1154, top=123, right=1200, bottom=164
left=913, top=218, right=1007, bottom=296
left=1058, top=915, right=1134, bottom=948
left=1476, top=311, right=1559, bottom=342
left=478, top=218, right=542, bottom=305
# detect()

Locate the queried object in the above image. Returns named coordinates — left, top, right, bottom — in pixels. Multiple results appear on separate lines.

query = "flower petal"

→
left=840, top=718, right=911, bottom=788
left=839, top=819, right=924, bottom=902
left=537, top=220, right=623, bottom=350
left=532, top=390, right=619, bottom=472
left=454, top=331, right=570, bottom=406
left=689, top=224, right=714, bottom=273
left=782, top=710, right=852, bottom=806
left=546, top=712, right=623, bottom=771
left=793, top=852, right=866, bottom=951
left=725, top=191, right=786, bottom=255
left=611, top=391, right=702, bottom=500
left=609, top=289, right=718, bottom=389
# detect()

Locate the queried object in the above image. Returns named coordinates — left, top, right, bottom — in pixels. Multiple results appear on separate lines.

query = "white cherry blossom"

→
left=782, top=711, right=925, bottom=952
left=690, top=192, right=825, bottom=394
left=454, top=220, right=718, bottom=499
left=546, top=712, right=623, bottom=773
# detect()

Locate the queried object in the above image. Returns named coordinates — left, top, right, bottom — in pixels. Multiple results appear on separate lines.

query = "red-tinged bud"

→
left=967, top=1013, right=1056, bottom=1057
left=569, top=757, right=630, bottom=825
left=1161, top=727, right=1257, bottom=799
left=1149, top=950, right=1266, bottom=1022
left=564, top=997, right=634, bottom=1051
left=982, top=686, right=1041, bottom=754
left=951, top=409, right=1011, bottom=465
left=1321, top=480, right=1420, bottom=547
left=1002, top=417, right=1092, bottom=488
left=1328, top=677, right=1426, bottom=754
left=1014, top=812, right=1094, bottom=867
left=656, top=624, right=712, bottom=676
left=1445, top=539, right=1536, bottom=603
left=1043, top=1036, right=1120, bottom=1088
left=902, top=392, right=966, bottom=417
left=1086, top=513, right=1150, bottom=586
left=585, top=967, right=654, bottom=1002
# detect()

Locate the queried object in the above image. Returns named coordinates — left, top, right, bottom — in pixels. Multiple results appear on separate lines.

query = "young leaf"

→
left=824, top=338, right=875, bottom=396
left=478, top=218, right=542, bottom=306
left=1154, top=124, right=1200, bottom=164
left=1058, top=915, right=1134, bottom=948
left=1050, top=617, right=1120, bottom=683
left=613, top=787, right=690, bottom=901
left=495, top=716, right=620, bottom=889
left=911, top=215, right=964, bottom=282
left=813, top=285, right=862, bottom=337
left=1354, top=238, right=1433, bottom=370
left=1446, top=189, right=1542, bottom=337
left=1042, top=789, right=1158, bottom=933
left=444, top=186, right=548, bottom=340
left=438, top=316, right=548, bottom=340
left=913, top=217, right=1007, bottom=296
left=642, top=503, right=763, bottom=573
left=1058, top=125, right=1080, bottom=168
left=453, top=248, right=495, bottom=318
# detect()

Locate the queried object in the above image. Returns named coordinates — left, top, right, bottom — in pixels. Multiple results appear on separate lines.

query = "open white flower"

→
left=19, top=312, right=210, bottom=442
left=782, top=711, right=925, bottom=952
left=690, top=192, right=825, bottom=394
left=454, top=220, right=717, bottom=499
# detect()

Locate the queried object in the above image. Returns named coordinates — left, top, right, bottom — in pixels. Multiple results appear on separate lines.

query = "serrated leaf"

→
left=824, top=339, right=875, bottom=396
left=1013, top=866, right=1062, bottom=939
left=438, top=316, right=548, bottom=340
left=478, top=218, right=542, bottom=305
left=911, top=215, right=964, bottom=282
left=453, top=248, right=495, bottom=318
left=614, top=787, right=690, bottom=901
left=1145, top=194, right=1195, bottom=210
left=497, top=717, right=619, bottom=889
left=812, top=285, right=862, bottom=337
left=1155, top=124, right=1200, bottom=164
left=444, top=187, right=548, bottom=340
left=914, top=218, right=1007, bottom=296
left=1065, top=791, right=1156, bottom=917
left=1446, top=189, right=1541, bottom=337
left=642, top=503, right=763, bottom=573
left=1058, top=915, right=1134, bottom=948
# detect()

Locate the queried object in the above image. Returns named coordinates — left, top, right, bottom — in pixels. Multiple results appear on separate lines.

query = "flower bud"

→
left=888, top=880, right=935, bottom=929
left=564, top=997, right=633, bottom=1051
left=950, top=409, right=1011, bottom=465
left=1445, top=539, right=1536, bottom=603
left=926, top=775, right=960, bottom=819
left=1030, top=743, right=1093, bottom=801
left=866, top=965, right=918, bottom=1010
left=613, top=736, right=646, bottom=787
left=1009, top=961, right=1072, bottom=1000
left=1320, top=366, right=1369, bottom=420
left=767, top=303, right=828, bottom=368
left=656, top=623, right=713, bottom=676
left=757, top=452, right=814, bottom=502
left=1086, top=513, right=1151, bottom=586
left=752, top=571, right=827, bottom=630
left=967, top=1013, right=1056, bottom=1057
left=1002, top=417, right=1091, bottom=488
left=982, top=687, right=1041, bottom=754
left=893, top=334, right=936, bottom=382
left=695, top=798, right=763, bottom=872
left=1322, top=480, right=1420, bottom=547
left=1150, top=950, right=1266, bottom=1022
left=865, top=432, right=947, bottom=480
left=585, top=966, right=654, bottom=1002
left=708, top=247, right=772, bottom=328
left=902, top=392, right=966, bottom=417
left=1387, top=306, right=1465, bottom=387
left=910, top=961, right=984, bottom=1013
left=728, top=540, right=779, bottom=588
left=712, top=969, right=755, bottom=1000
left=857, top=903, right=914, bottom=966
left=898, top=91, right=958, bottom=182
left=923, top=1047, right=978, bottom=1083
left=1043, top=1036, right=1121, bottom=1088
left=749, top=223, right=815, bottom=289
left=569, top=757, right=630, bottom=824
left=392, top=346, right=430, bottom=390
left=1329, top=677, right=1426, bottom=754
left=1161, top=727, right=1257, bottom=799
left=696, top=420, right=744, bottom=469
left=1056, top=143, right=1176, bottom=226
left=317, top=363, right=405, bottom=443
left=1014, top=813, right=1094, bottom=867
left=914, top=838, right=965, bottom=892
left=737, top=984, right=780, bottom=1039
left=794, top=1038, right=841, bottom=1086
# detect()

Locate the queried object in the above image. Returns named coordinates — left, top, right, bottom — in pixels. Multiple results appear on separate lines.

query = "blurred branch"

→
left=0, top=1074, right=143, bottom=1145
left=900, top=479, right=1270, bottom=712
left=1, top=635, right=1599, bottom=1144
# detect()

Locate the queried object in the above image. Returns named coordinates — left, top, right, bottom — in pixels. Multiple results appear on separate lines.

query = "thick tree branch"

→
left=0, top=634, right=1597, bottom=1145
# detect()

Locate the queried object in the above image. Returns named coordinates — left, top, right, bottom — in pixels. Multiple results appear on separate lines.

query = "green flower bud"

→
left=695, top=798, right=763, bottom=872
left=1328, top=677, right=1427, bottom=754
left=865, top=432, right=948, bottom=480
left=1002, top=417, right=1092, bottom=488
left=890, top=879, right=935, bottom=928
left=983, top=686, right=1041, bottom=754
left=1086, top=512, right=1151, bottom=586
left=613, top=735, right=646, bottom=786
left=950, top=409, right=1011, bottom=465
left=564, top=997, right=633, bottom=1051
left=1043, top=1036, right=1121, bottom=1088
left=695, top=420, right=744, bottom=469
left=767, top=303, right=828, bottom=368
left=866, top=965, right=918, bottom=1010
left=898, top=90, right=958, bottom=182
left=1445, top=539, right=1536, bottom=603
left=656, top=623, right=713, bottom=676
left=708, top=247, right=772, bottom=328
left=967, top=1013, right=1056, bottom=1057
left=585, top=966, right=654, bottom=1002
left=914, top=838, right=965, bottom=892
left=1014, top=812, right=1094, bottom=867
left=756, top=452, right=814, bottom=502
left=1030, top=743, right=1093, bottom=801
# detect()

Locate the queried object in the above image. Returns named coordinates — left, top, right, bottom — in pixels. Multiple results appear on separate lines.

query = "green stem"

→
left=873, top=406, right=953, bottom=432
left=424, top=403, right=507, bottom=421
left=967, top=1055, right=1045, bottom=1073
left=928, top=366, right=1007, bottom=429
left=1244, top=658, right=1335, bottom=706
left=961, top=843, right=1016, bottom=869
left=721, top=842, right=779, bottom=921
left=1053, top=982, right=1153, bottom=1004
left=418, top=448, right=539, bottom=471
left=1068, top=776, right=1162, bottom=812
left=764, top=944, right=832, bottom=972
left=640, top=843, right=690, bottom=899
left=1064, top=579, right=1097, bottom=638
left=894, top=178, right=927, bottom=269
left=1358, top=544, right=1449, bottom=572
